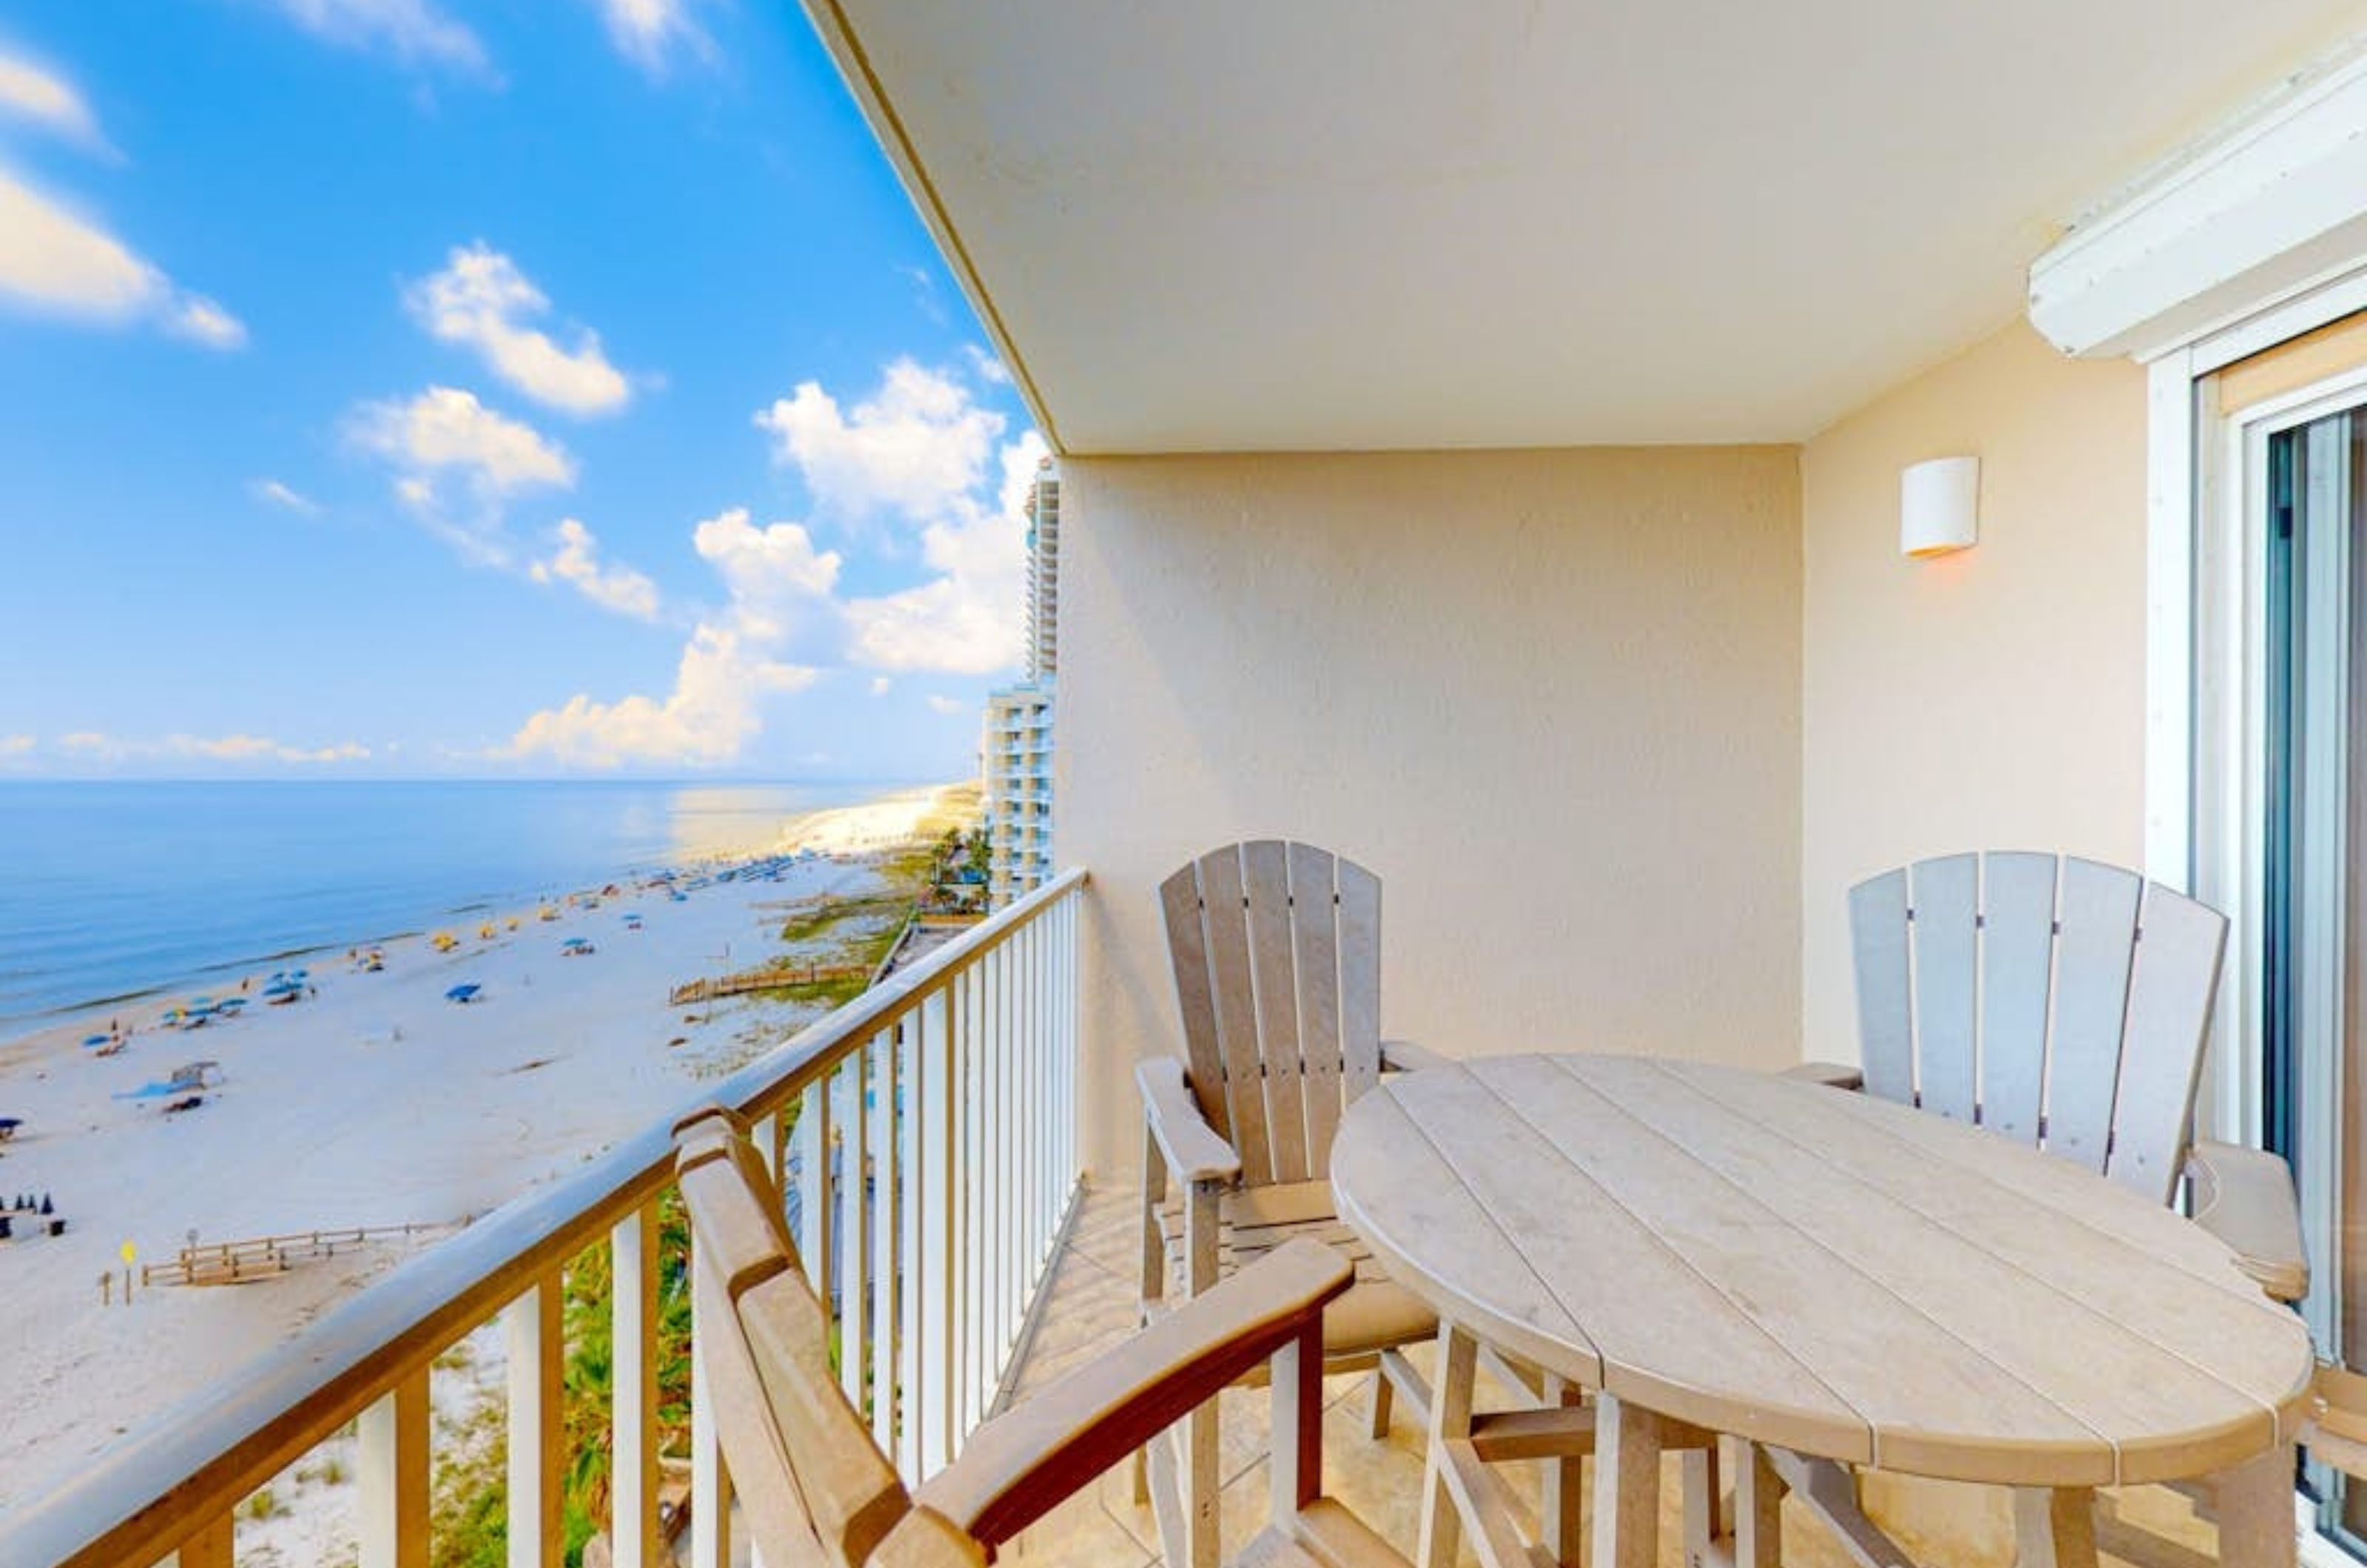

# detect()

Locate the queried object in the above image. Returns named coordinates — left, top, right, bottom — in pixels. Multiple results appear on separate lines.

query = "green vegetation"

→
left=432, top=1190, right=699, bottom=1568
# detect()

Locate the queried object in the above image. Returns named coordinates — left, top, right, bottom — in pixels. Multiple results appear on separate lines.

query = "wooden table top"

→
left=1328, top=1055, right=2314, bottom=1488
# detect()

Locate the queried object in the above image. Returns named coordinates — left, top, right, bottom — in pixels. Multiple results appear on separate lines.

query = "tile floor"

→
left=994, top=1183, right=2241, bottom=1568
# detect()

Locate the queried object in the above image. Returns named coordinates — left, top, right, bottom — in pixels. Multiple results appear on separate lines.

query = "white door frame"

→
left=2148, top=268, right=2367, bottom=1146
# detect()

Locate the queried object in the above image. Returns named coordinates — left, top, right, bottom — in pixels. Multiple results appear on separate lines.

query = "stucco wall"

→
left=1798, top=322, right=2150, bottom=1061
left=1057, top=447, right=1803, bottom=1176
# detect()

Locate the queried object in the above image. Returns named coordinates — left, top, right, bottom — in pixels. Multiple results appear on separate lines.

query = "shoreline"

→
left=0, top=780, right=964, bottom=1052
left=0, top=779, right=978, bottom=1528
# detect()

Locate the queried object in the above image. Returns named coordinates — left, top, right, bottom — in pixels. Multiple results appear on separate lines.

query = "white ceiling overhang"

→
left=2031, top=43, right=2367, bottom=362
left=803, top=1, right=2367, bottom=453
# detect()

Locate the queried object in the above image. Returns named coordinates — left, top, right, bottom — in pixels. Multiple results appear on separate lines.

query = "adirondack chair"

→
left=675, top=1106, right=1411, bottom=1568
left=1780, top=852, right=2310, bottom=1568
left=1796, top=851, right=2306, bottom=1297
left=1139, top=842, right=1441, bottom=1563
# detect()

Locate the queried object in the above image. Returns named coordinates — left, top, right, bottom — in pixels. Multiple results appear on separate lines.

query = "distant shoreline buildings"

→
left=982, top=459, right=1058, bottom=907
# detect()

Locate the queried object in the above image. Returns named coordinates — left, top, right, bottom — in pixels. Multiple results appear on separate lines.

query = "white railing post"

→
left=871, top=1026, right=898, bottom=1453
left=898, top=1013, right=925, bottom=1477
left=838, top=1046, right=870, bottom=1410
left=921, top=983, right=956, bottom=1476
left=504, top=1277, right=563, bottom=1568
left=611, top=1204, right=661, bottom=1568
left=358, top=1369, right=429, bottom=1568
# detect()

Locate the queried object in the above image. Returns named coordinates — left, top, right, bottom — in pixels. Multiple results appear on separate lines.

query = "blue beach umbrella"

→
left=445, top=984, right=482, bottom=1004
left=81, top=1033, right=109, bottom=1049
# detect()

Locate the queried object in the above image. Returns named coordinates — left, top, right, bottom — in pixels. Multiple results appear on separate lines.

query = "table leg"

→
left=1594, top=1393, right=1667, bottom=1568
left=1543, top=1373, right=1585, bottom=1567
left=2215, top=1444, right=2298, bottom=1568
left=2011, top=1486, right=2097, bottom=1568
left=1419, top=1322, right=1479, bottom=1568
left=1734, top=1441, right=1783, bottom=1568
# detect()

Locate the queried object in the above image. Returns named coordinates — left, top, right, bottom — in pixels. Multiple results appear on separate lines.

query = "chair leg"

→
left=1369, top=1366, right=1395, bottom=1438
left=1130, top=1442, right=1149, bottom=1506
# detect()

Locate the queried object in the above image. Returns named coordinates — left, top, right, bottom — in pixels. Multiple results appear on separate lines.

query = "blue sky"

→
left=0, top=0, right=1043, bottom=782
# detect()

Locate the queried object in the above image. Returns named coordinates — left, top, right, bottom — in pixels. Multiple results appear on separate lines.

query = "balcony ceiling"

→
left=812, top=0, right=2367, bottom=453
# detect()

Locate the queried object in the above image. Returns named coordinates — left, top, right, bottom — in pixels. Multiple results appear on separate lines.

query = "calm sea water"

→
left=0, top=780, right=905, bottom=1036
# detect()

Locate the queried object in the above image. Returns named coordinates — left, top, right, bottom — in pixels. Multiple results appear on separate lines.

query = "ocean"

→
left=0, top=780, right=906, bottom=1037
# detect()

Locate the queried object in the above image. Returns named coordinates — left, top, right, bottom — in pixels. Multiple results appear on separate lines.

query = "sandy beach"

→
left=0, top=780, right=973, bottom=1544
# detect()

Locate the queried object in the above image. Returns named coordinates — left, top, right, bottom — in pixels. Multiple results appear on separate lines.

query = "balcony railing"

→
left=2, top=868, right=1087, bottom=1568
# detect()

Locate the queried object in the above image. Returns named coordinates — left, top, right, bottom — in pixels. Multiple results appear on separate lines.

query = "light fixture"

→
left=1900, top=456, right=1979, bottom=559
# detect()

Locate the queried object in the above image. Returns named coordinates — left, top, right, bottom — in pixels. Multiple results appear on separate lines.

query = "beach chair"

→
left=1140, top=842, right=1442, bottom=1565
left=675, top=1106, right=1410, bottom=1568
left=1782, top=851, right=2309, bottom=1564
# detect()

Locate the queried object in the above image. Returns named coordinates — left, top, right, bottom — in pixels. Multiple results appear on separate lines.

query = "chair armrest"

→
left=2187, top=1140, right=2309, bottom=1302
left=915, top=1238, right=1354, bottom=1546
left=1136, top=1058, right=1241, bottom=1186
left=1380, top=1038, right=1445, bottom=1072
left=1780, top=1061, right=1863, bottom=1091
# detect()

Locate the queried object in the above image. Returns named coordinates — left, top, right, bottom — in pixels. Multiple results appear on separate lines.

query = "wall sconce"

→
left=1900, top=456, right=1979, bottom=558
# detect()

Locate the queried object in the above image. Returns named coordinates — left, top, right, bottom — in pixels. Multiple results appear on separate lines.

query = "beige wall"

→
left=1058, top=448, right=1803, bottom=1176
left=1799, top=322, right=2149, bottom=1061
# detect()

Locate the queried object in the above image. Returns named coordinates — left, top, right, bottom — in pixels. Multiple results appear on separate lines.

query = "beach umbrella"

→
left=81, top=1033, right=109, bottom=1049
left=217, top=997, right=246, bottom=1010
left=445, top=984, right=482, bottom=1004
left=264, top=979, right=303, bottom=997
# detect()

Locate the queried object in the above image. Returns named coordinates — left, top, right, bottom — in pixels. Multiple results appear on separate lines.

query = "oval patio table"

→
left=1328, top=1053, right=2316, bottom=1568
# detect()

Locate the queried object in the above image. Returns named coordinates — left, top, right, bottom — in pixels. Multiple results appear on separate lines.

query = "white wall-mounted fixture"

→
left=1901, top=456, right=1979, bottom=558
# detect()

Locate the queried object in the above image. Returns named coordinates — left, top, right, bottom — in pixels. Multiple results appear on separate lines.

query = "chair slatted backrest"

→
left=676, top=1111, right=927, bottom=1568
left=1848, top=852, right=2229, bottom=1206
left=1160, top=841, right=1382, bottom=1187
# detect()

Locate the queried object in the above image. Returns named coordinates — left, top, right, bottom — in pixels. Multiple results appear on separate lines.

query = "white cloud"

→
left=50, top=731, right=370, bottom=766
left=351, top=386, right=575, bottom=565
left=406, top=244, right=630, bottom=416
left=263, top=0, right=491, bottom=76
left=595, top=0, right=716, bottom=77
left=530, top=518, right=661, bottom=621
left=754, top=359, right=1001, bottom=526
left=506, top=624, right=817, bottom=768
left=0, top=734, right=33, bottom=757
left=0, top=170, right=246, bottom=348
left=842, top=428, right=1048, bottom=674
left=506, top=360, right=1041, bottom=768
left=925, top=695, right=963, bottom=717
left=0, top=52, right=107, bottom=151
left=505, top=506, right=839, bottom=768
left=170, top=295, right=247, bottom=349
left=963, top=344, right=1013, bottom=386
left=251, top=479, right=323, bottom=516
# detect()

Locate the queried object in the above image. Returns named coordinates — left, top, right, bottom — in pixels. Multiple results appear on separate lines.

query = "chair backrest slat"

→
left=1289, top=842, right=1348, bottom=1170
left=2044, top=858, right=2144, bottom=1175
left=1846, top=853, right=2225, bottom=1205
left=1161, top=842, right=1382, bottom=1189
left=1158, top=866, right=1232, bottom=1140
left=1335, top=856, right=1383, bottom=1105
left=1192, top=845, right=1275, bottom=1185
left=1243, top=840, right=1311, bottom=1183
left=1976, top=851, right=2059, bottom=1145
left=1848, top=868, right=1914, bottom=1106
left=2110, top=885, right=2229, bottom=1204
left=1909, top=854, right=1979, bottom=1123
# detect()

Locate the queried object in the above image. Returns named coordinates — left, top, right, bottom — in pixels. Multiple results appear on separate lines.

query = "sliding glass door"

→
left=2263, top=403, right=2367, bottom=1546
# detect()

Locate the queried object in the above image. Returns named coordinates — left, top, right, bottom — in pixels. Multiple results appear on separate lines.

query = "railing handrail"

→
left=1, top=867, right=1087, bottom=1568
